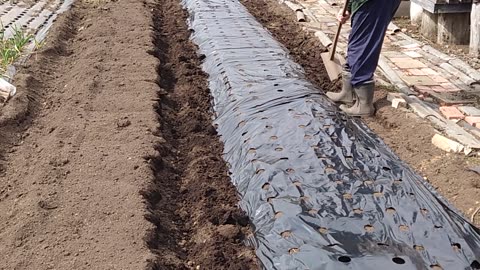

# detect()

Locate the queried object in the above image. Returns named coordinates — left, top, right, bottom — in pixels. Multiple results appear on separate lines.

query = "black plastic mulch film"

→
left=181, top=0, right=480, bottom=269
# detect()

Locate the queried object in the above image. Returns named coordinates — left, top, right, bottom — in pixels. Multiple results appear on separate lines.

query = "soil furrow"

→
left=144, top=0, right=258, bottom=269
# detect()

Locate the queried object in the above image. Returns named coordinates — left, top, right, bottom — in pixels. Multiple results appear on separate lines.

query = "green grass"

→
left=0, top=23, right=35, bottom=74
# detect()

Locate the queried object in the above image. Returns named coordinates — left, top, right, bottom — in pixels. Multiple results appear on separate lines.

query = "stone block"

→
left=439, top=106, right=465, bottom=120
left=458, top=106, right=480, bottom=117
left=465, top=116, right=480, bottom=127
left=431, top=134, right=465, bottom=153
left=391, top=58, right=428, bottom=69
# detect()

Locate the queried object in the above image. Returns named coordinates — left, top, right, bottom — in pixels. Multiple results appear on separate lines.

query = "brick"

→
left=429, top=92, right=476, bottom=106
left=421, top=68, right=439, bottom=76
left=440, top=83, right=456, bottom=88
left=431, top=134, right=465, bottom=153
left=391, top=98, right=407, bottom=109
left=391, top=58, right=427, bottom=69
left=432, top=86, right=447, bottom=93
left=395, top=40, right=414, bottom=47
left=440, top=83, right=461, bottom=92
left=431, top=85, right=461, bottom=93
left=403, top=51, right=422, bottom=58
left=408, top=69, right=427, bottom=76
left=383, top=51, right=408, bottom=58
left=439, top=106, right=465, bottom=120
left=400, top=43, right=421, bottom=50
left=430, top=75, right=450, bottom=83
left=413, top=85, right=434, bottom=95
left=458, top=106, right=480, bottom=117
left=387, top=92, right=403, bottom=101
left=402, top=75, right=438, bottom=86
left=465, top=116, right=480, bottom=127
left=390, top=57, right=406, bottom=63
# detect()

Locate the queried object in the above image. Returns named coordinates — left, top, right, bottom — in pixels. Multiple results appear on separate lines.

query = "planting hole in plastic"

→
left=414, top=245, right=425, bottom=251
left=392, top=257, right=406, bottom=264
left=338, top=256, right=351, bottom=263
left=386, top=207, right=396, bottom=214
left=318, top=227, right=328, bottom=234
left=262, top=183, right=270, bottom=190
left=256, top=169, right=265, bottom=174
left=364, top=224, right=374, bottom=233
left=289, top=248, right=299, bottom=254
left=353, top=208, right=363, bottom=214
left=364, top=180, right=374, bottom=185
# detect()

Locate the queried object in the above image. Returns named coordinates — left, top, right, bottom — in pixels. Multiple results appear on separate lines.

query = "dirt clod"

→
left=116, top=118, right=131, bottom=128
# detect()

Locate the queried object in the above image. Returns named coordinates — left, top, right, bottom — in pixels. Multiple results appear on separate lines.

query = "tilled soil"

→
left=145, top=0, right=257, bottom=269
left=0, top=0, right=257, bottom=269
left=1, top=0, right=479, bottom=268
left=0, top=1, right=159, bottom=268
left=240, top=0, right=480, bottom=225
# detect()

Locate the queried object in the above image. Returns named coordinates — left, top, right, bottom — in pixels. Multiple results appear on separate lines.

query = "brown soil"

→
left=0, top=1, right=158, bottom=268
left=145, top=0, right=257, bottom=269
left=240, top=0, right=480, bottom=225
left=0, top=0, right=257, bottom=269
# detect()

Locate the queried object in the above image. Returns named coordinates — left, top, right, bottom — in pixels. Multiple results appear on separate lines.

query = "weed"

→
left=0, top=23, right=36, bottom=73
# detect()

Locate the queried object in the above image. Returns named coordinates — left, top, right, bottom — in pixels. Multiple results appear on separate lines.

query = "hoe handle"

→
left=330, top=0, right=350, bottom=61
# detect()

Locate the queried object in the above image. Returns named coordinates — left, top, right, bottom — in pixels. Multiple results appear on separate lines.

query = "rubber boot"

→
left=326, top=72, right=354, bottom=104
left=339, top=81, right=375, bottom=117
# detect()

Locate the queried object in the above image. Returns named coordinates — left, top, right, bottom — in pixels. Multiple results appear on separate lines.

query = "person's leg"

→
left=325, top=65, right=354, bottom=104
left=347, top=0, right=401, bottom=87
left=340, top=0, right=401, bottom=116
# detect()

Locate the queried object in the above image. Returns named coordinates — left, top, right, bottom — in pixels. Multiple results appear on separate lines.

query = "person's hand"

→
left=337, top=10, right=350, bottom=24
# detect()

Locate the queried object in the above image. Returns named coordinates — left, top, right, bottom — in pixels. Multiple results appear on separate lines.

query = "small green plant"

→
left=0, top=22, right=36, bottom=73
